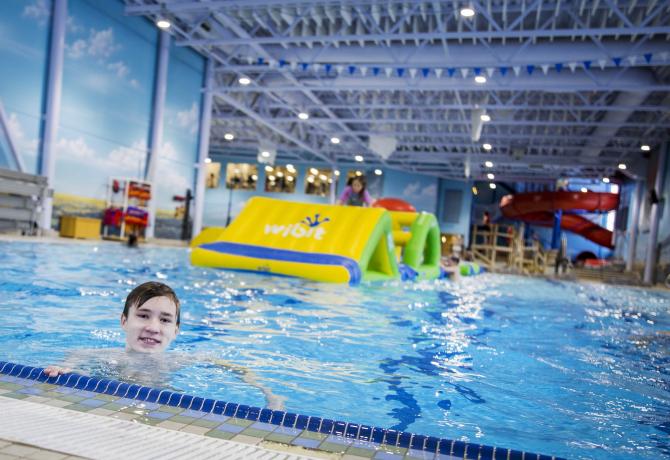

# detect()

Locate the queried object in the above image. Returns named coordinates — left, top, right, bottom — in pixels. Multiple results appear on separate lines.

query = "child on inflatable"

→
left=337, top=176, right=372, bottom=207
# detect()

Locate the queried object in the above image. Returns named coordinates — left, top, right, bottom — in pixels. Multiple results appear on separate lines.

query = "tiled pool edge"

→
left=0, top=361, right=562, bottom=460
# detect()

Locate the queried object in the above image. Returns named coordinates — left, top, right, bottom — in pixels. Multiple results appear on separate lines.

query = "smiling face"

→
left=120, top=296, right=179, bottom=353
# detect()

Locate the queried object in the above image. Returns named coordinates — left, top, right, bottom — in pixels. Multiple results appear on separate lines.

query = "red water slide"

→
left=500, top=191, right=619, bottom=248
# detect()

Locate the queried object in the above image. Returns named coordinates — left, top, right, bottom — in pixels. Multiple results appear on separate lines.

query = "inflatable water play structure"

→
left=500, top=191, right=618, bottom=248
left=191, top=197, right=441, bottom=284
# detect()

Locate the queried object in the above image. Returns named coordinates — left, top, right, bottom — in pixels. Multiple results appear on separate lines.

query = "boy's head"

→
left=120, top=281, right=180, bottom=353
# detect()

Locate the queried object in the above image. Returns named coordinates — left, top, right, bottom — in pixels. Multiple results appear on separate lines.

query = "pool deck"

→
left=0, top=374, right=446, bottom=460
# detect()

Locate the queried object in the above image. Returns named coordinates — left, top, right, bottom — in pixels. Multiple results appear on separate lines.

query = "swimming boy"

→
left=44, top=281, right=285, bottom=410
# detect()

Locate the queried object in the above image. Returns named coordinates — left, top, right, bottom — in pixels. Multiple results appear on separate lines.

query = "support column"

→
left=191, top=58, right=214, bottom=239
left=643, top=143, right=668, bottom=284
left=625, top=180, right=642, bottom=272
left=145, top=30, right=170, bottom=239
left=551, top=209, right=562, bottom=249
left=329, top=168, right=338, bottom=204
left=38, top=0, right=67, bottom=231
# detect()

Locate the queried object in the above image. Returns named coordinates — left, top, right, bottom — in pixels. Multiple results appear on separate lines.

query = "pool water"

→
left=0, top=240, right=668, bottom=460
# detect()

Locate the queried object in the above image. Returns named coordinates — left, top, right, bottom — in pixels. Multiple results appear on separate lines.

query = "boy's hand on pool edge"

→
left=43, top=365, right=72, bottom=377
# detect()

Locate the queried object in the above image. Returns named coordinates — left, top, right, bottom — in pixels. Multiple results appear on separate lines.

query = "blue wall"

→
left=202, top=160, right=442, bottom=228
left=436, top=179, right=473, bottom=246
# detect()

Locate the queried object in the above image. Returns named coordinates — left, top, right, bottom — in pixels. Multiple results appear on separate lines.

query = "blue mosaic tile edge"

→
left=0, top=360, right=564, bottom=460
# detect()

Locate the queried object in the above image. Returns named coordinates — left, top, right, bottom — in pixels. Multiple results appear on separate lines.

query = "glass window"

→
left=264, top=164, right=297, bottom=193
left=225, top=163, right=258, bottom=190
left=205, top=162, right=221, bottom=188
left=304, top=167, right=336, bottom=196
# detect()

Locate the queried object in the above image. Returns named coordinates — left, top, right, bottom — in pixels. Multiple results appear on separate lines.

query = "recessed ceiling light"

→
left=298, top=112, right=309, bottom=120
left=319, top=174, right=327, bottom=181
left=581, top=187, right=588, bottom=193
left=374, top=169, right=383, bottom=175
left=310, top=167, right=318, bottom=175
left=355, top=170, right=363, bottom=176
left=480, top=114, right=491, bottom=122
left=472, top=186, right=478, bottom=195
left=264, top=165, right=273, bottom=172
left=156, top=19, right=171, bottom=29
left=261, top=151, right=270, bottom=158
left=482, top=143, right=492, bottom=151
left=276, top=171, right=284, bottom=177
left=330, top=137, right=340, bottom=144
left=286, top=164, right=295, bottom=172
left=334, top=170, right=340, bottom=176
left=307, top=175, right=315, bottom=183
left=238, top=76, right=251, bottom=85
left=204, top=157, right=212, bottom=164
left=474, top=75, right=487, bottom=84
left=460, top=7, right=475, bottom=17
left=487, top=173, right=495, bottom=180
left=287, top=176, right=294, bottom=182
left=640, top=145, right=650, bottom=151
left=618, top=163, right=627, bottom=170
left=484, top=160, right=493, bottom=167
left=354, top=155, right=364, bottom=162
left=489, top=183, right=496, bottom=189
left=251, top=174, right=258, bottom=180
left=602, top=177, right=610, bottom=183
left=224, top=133, right=234, bottom=141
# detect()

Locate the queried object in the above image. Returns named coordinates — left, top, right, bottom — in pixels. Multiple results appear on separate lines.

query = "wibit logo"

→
left=264, top=213, right=331, bottom=240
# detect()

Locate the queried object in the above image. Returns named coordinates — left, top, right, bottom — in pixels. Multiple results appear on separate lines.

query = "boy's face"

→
left=120, top=296, right=179, bottom=353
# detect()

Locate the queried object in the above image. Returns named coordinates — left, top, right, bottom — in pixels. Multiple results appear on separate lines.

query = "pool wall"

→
left=0, top=360, right=562, bottom=460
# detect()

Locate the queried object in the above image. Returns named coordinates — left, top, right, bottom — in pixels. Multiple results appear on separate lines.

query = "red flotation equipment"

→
left=372, top=197, right=416, bottom=212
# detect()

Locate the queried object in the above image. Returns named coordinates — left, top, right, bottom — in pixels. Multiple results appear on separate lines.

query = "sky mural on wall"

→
left=0, top=0, right=51, bottom=174
left=1, top=0, right=204, bottom=223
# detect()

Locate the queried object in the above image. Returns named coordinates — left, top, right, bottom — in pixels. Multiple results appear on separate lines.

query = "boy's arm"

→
left=212, top=359, right=286, bottom=411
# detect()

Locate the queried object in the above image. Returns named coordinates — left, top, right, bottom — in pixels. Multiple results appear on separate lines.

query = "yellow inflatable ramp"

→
left=191, top=197, right=399, bottom=284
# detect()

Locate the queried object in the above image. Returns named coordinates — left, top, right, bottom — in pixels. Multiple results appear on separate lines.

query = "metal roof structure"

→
left=125, top=0, right=670, bottom=183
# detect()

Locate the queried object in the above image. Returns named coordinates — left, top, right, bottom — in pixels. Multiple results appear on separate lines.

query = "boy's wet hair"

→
left=123, top=281, right=180, bottom=325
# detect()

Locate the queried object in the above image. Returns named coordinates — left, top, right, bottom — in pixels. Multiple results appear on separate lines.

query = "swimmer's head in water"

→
left=121, top=282, right=180, bottom=353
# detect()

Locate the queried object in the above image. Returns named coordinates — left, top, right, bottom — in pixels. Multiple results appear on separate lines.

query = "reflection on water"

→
left=0, top=241, right=669, bottom=460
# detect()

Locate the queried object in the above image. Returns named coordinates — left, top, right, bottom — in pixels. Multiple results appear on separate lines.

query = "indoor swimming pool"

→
left=0, top=240, right=668, bottom=460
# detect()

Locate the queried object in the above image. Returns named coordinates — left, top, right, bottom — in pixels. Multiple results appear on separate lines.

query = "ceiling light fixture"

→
left=204, top=157, right=212, bottom=164
left=374, top=169, right=383, bottom=175
left=489, top=183, right=496, bottom=189
left=484, top=160, right=493, bottom=167
left=330, top=137, right=340, bottom=144
left=474, top=75, right=487, bottom=84
left=472, top=186, right=478, bottom=195
left=482, top=143, right=492, bottom=151
left=334, top=170, right=340, bottom=176
left=354, top=155, right=364, bottom=162
left=298, top=112, right=309, bottom=120
left=487, top=173, right=495, bottom=180
left=260, top=151, right=270, bottom=158
left=310, top=167, right=318, bottom=175
left=618, top=163, right=627, bottom=170
left=156, top=19, right=171, bottom=29
left=640, top=145, right=650, bottom=151
left=581, top=187, right=588, bottom=193
left=602, top=177, right=610, bottom=183
left=355, top=170, right=363, bottom=176
left=238, top=76, right=251, bottom=85
left=480, top=114, right=491, bottom=122
left=223, top=133, right=234, bottom=141
left=460, top=7, right=475, bottom=17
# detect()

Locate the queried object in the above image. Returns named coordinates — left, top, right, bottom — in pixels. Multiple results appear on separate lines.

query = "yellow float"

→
left=191, top=197, right=441, bottom=284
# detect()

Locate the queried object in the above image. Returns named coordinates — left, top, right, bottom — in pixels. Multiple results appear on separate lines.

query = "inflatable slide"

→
left=191, top=197, right=441, bottom=284
left=500, top=191, right=619, bottom=248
